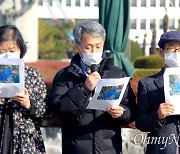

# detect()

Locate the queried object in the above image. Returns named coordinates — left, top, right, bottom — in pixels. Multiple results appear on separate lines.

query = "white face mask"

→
left=78, top=46, right=103, bottom=66
left=0, top=52, right=20, bottom=59
left=164, top=52, right=180, bottom=67
left=81, top=52, right=103, bottom=66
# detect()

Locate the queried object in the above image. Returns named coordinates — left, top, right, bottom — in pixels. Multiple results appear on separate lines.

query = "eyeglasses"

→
left=164, top=46, right=180, bottom=53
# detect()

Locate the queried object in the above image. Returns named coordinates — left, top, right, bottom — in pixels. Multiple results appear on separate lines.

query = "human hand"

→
left=13, top=88, right=31, bottom=110
left=85, top=72, right=101, bottom=91
left=158, top=102, right=174, bottom=119
left=106, top=106, right=125, bottom=118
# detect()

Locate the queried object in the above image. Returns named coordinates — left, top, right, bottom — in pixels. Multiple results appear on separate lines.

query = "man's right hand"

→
left=85, top=72, right=101, bottom=91
left=158, top=102, right=174, bottom=119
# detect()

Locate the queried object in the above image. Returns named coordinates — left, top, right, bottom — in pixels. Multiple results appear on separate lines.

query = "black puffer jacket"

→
left=50, top=54, right=137, bottom=154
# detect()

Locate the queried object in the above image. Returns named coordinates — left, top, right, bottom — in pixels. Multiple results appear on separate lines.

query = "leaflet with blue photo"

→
left=164, top=68, right=180, bottom=115
left=0, top=58, right=24, bottom=98
left=87, top=77, right=130, bottom=110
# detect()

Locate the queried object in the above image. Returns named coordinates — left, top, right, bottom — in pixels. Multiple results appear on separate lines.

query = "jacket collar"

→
left=68, top=53, right=85, bottom=78
left=154, top=67, right=166, bottom=93
left=68, top=53, right=113, bottom=78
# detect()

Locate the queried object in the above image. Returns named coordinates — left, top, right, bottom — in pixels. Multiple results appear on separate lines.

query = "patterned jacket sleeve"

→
left=24, top=66, right=47, bottom=118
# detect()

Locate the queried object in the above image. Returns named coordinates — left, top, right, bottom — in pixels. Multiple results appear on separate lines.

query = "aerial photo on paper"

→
left=169, top=74, right=180, bottom=96
left=0, top=65, right=19, bottom=83
left=97, top=84, right=124, bottom=100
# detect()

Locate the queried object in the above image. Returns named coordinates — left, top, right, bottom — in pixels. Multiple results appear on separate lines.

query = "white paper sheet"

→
left=0, top=58, right=24, bottom=98
left=164, top=68, right=180, bottom=115
left=87, top=77, right=130, bottom=110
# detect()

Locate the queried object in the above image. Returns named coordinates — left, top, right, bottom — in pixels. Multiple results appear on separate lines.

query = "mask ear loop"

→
left=77, top=45, right=84, bottom=59
left=161, top=48, right=164, bottom=53
left=159, top=48, right=166, bottom=58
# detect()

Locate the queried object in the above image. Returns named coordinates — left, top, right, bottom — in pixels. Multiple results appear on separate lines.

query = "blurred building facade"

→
left=38, top=0, right=180, bottom=55
left=130, top=0, right=180, bottom=55
left=17, top=2, right=38, bottom=62
left=0, top=0, right=38, bottom=62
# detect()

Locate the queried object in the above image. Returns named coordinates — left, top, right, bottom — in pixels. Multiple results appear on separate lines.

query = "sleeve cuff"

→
left=158, top=118, right=166, bottom=127
left=82, top=84, right=92, bottom=95
left=153, top=112, right=166, bottom=130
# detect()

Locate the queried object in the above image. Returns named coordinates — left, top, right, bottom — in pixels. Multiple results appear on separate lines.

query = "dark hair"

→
left=0, top=25, right=27, bottom=58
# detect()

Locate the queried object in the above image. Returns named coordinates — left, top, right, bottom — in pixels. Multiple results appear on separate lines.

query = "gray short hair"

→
left=73, top=20, right=106, bottom=45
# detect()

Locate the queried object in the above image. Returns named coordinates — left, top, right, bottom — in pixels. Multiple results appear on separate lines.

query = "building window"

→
left=169, top=0, right=175, bottom=7
left=85, top=0, right=90, bottom=6
left=48, top=0, right=53, bottom=6
left=130, top=19, right=137, bottom=29
left=141, top=19, right=146, bottom=29
left=150, top=19, right=156, bottom=29
left=169, top=19, right=175, bottom=29
left=75, top=0, right=80, bottom=6
left=159, top=19, right=163, bottom=29
left=141, top=0, right=146, bottom=7
left=66, top=0, right=71, bottom=6
left=150, top=0, right=156, bottom=7
left=38, top=0, right=43, bottom=5
left=94, top=0, right=98, bottom=7
left=131, top=0, right=137, bottom=7
left=160, top=0, right=165, bottom=7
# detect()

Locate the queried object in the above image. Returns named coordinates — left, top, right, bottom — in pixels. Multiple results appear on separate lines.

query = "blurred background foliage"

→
left=133, top=54, right=163, bottom=78
left=38, top=19, right=75, bottom=59
left=134, top=54, right=163, bottom=69
left=130, top=40, right=142, bottom=62
left=133, top=69, right=161, bottom=78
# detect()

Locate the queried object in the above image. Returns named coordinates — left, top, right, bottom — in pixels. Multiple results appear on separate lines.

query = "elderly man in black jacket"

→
left=50, top=20, right=137, bottom=154
left=136, top=31, right=180, bottom=154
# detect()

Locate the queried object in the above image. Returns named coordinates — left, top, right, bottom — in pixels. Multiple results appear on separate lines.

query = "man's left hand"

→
left=106, top=106, right=125, bottom=118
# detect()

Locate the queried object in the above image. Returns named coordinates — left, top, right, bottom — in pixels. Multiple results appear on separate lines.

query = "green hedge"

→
left=133, top=69, right=160, bottom=78
left=134, top=54, right=163, bottom=69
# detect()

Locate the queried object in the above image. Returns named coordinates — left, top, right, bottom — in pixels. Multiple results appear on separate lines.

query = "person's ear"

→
left=75, top=44, right=83, bottom=58
left=74, top=44, right=78, bottom=52
left=157, top=48, right=164, bottom=58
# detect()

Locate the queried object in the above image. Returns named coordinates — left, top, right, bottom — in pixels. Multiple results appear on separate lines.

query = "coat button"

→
left=178, top=120, right=180, bottom=125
